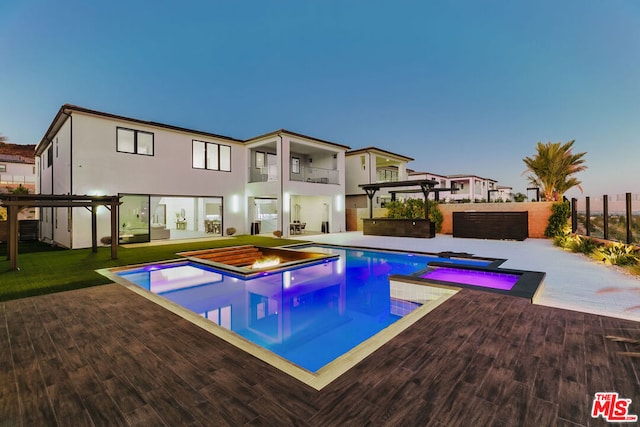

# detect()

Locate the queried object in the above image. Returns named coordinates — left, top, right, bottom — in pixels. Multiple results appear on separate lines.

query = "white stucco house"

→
left=345, top=147, right=413, bottom=209
left=408, top=171, right=506, bottom=202
left=35, top=105, right=348, bottom=248
left=0, top=147, right=37, bottom=194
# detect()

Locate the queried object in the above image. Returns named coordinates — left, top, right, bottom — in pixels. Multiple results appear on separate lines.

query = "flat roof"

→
left=346, top=146, right=414, bottom=162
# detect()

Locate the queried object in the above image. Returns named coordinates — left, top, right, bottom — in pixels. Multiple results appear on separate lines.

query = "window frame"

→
left=291, top=157, right=300, bottom=174
left=255, top=151, right=265, bottom=168
left=47, top=145, right=53, bottom=167
left=192, top=140, right=232, bottom=172
left=116, top=127, right=154, bottom=156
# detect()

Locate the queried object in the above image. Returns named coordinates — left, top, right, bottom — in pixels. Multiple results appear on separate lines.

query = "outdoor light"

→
left=283, top=192, right=290, bottom=212
left=231, top=194, right=240, bottom=213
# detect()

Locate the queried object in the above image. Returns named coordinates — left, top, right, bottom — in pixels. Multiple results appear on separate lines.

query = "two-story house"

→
left=0, top=144, right=37, bottom=194
left=35, top=105, right=348, bottom=248
left=409, top=171, right=507, bottom=202
left=345, top=147, right=413, bottom=210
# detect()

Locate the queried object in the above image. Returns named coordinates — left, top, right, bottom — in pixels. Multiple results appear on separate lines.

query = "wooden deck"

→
left=2, top=283, right=639, bottom=426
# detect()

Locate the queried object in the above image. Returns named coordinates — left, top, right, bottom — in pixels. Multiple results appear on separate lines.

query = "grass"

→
left=0, top=236, right=303, bottom=302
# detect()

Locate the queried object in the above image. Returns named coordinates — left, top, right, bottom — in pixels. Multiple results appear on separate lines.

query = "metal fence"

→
left=571, top=193, right=639, bottom=245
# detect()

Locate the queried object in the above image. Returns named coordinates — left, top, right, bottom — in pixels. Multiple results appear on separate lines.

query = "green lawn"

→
left=0, top=236, right=304, bottom=302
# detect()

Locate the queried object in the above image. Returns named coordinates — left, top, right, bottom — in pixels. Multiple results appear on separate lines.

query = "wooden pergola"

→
left=0, top=194, right=121, bottom=271
left=358, top=179, right=458, bottom=218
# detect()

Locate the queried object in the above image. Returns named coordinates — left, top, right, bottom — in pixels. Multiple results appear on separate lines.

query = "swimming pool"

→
left=113, top=246, right=492, bottom=372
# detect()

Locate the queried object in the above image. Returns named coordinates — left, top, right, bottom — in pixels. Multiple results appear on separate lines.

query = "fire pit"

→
left=177, top=245, right=338, bottom=278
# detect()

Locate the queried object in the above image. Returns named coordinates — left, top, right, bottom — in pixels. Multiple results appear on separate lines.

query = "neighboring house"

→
left=345, top=147, right=413, bottom=209
left=408, top=171, right=501, bottom=202
left=0, top=144, right=37, bottom=193
left=35, top=105, right=348, bottom=249
left=0, top=144, right=37, bottom=221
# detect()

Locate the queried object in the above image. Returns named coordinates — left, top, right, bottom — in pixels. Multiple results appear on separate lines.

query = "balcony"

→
left=290, top=166, right=339, bottom=184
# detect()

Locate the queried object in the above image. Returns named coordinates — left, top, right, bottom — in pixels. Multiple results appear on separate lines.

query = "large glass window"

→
left=193, top=140, right=231, bottom=171
left=117, top=127, right=154, bottom=155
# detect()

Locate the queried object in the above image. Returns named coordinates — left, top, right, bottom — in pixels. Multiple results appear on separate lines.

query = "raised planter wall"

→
left=363, top=218, right=435, bottom=238
left=347, top=201, right=553, bottom=238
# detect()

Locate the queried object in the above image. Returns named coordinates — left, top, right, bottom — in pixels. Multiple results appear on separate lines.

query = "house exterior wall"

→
left=35, top=108, right=348, bottom=247
left=345, top=153, right=369, bottom=195
left=0, top=161, right=36, bottom=192
left=38, top=111, right=249, bottom=248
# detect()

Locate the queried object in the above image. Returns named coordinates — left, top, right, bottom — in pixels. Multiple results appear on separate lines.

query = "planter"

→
left=363, top=218, right=435, bottom=238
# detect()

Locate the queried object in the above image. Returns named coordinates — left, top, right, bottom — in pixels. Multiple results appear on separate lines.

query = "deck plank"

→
left=1, top=283, right=639, bottom=426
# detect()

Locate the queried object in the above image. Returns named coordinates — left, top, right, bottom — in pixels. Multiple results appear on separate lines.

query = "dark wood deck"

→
left=2, top=284, right=639, bottom=426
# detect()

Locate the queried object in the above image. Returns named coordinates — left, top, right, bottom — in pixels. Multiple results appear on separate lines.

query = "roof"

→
left=36, top=104, right=245, bottom=155
left=37, top=105, right=351, bottom=155
left=346, top=146, right=414, bottom=162
left=246, top=129, right=351, bottom=150
left=408, top=170, right=447, bottom=179
left=447, top=174, right=498, bottom=182
left=0, top=143, right=35, bottom=163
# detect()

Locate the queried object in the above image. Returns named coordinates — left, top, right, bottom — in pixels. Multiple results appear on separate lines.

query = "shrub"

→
left=385, top=199, right=443, bottom=233
left=545, top=201, right=571, bottom=238
left=591, top=242, right=639, bottom=266
left=554, top=234, right=601, bottom=254
left=226, top=227, right=236, bottom=236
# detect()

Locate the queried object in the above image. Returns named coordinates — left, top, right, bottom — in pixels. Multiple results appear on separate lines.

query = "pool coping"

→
left=287, top=242, right=545, bottom=302
left=390, top=262, right=546, bottom=302
left=97, top=262, right=459, bottom=390
left=283, top=242, right=507, bottom=268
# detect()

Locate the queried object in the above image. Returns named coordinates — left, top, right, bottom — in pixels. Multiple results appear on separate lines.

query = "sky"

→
left=1, top=0, right=639, bottom=198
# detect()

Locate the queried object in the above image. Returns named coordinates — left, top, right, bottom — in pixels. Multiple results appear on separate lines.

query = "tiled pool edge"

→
left=97, top=267, right=458, bottom=391
left=390, top=263, right=546, bottom=302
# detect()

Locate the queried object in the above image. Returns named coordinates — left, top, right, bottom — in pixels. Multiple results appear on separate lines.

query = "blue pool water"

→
left=117, top=245, right=490, bottom=372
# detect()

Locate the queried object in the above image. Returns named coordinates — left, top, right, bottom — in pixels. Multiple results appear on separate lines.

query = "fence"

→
left=571, top=193, right=639, bottom=245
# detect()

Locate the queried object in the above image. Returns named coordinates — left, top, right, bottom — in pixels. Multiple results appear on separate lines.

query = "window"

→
left=255, top=151, right=265, bottom=168
left=193, top=140, right=231, bottom=171
left=47, top=145, right=53, bottom=167
left=117, top=127, right=154, bottom=155
left=291, top=157, right=300, bottom=174
left=0, top=164, right=6, bottom=173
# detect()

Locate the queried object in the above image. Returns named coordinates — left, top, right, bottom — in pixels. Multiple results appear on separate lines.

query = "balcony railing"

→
left=248, top=166, right=278, bottom=183
left=248, top=166, right=339, bottom=184
left=290, top=166, right=339, bottom=184
left=0, top=174, right=36, bottom=185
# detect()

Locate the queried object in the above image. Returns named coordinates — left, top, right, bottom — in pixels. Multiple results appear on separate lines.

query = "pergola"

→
left=0, top=194, right=121, bottom=271
left=358, top=179, right=458, bottom=218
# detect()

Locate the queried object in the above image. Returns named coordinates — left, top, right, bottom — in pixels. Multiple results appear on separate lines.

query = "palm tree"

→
left=522, top=140, right=587, bottom=201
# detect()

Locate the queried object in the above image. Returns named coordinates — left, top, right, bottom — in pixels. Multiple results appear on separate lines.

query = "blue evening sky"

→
left=1, top=0, right=638, bottom=197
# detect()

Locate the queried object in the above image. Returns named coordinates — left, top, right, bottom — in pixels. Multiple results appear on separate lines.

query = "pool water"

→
left=421, top=266, right=519, bottom=290
left=116, top=245, right=491, bottom=372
